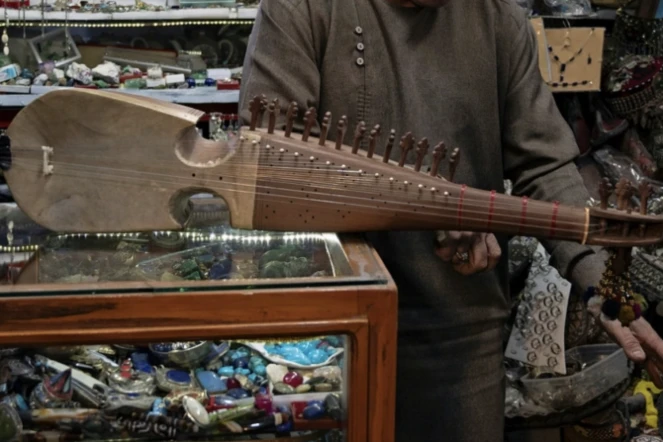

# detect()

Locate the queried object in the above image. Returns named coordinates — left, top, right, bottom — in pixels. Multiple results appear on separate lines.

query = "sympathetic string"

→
left=9, top=151, right=608, bottom=239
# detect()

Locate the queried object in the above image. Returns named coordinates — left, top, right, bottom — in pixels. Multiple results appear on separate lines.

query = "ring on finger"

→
left=455, top=252, right=469, bottom=262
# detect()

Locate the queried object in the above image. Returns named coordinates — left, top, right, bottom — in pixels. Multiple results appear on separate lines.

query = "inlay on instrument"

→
left=1, top=88, right=661, bottom=251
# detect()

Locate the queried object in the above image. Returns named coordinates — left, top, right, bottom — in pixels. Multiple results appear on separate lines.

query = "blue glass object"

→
left=308, top=349, right=328, bottom=365
left=233, top=357, right=249, bottom=369
left=131, top=353, right=154, bottom=374
left=226, top=388, right=250, bottom=400
left=209, top=395, right=236, bottom=408
left=278, top=347, right=311, bottom=365
left=218, top=366, right=235, bottom=378
left=186, top=78, right=196, bottom=88
left=303, top=401, right=326, bottom=420
left=166, top=370, right=191, bottom=384
left=209, top=261, right=232, bottom=280
left=276, top=419, right=293, bottom=432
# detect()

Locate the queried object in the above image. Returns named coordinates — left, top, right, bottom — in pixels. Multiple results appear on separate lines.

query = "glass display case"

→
left=0, top=199, right=398, bottom=442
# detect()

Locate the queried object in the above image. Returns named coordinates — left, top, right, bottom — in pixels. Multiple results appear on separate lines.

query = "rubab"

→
left=1, top=88, right=662, bottom=253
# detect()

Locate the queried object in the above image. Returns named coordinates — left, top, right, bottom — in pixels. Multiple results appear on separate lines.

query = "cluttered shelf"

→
left=1, top=6, right=258, bottom=23
left=0, top=84, right=240, bottom=105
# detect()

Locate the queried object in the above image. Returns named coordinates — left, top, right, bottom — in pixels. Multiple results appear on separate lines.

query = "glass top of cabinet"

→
left=0, top=196, right=388, bottom=295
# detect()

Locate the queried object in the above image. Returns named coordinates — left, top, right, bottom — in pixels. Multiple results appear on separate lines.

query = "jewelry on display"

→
left=585, top=250, right=645, bottom=326
left=455, top=251, right=469, bottom=262
left=547, top=28, right=595, bottom=83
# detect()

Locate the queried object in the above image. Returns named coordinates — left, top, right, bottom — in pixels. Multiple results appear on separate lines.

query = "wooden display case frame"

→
left=0, top=234, right=398, bottom=442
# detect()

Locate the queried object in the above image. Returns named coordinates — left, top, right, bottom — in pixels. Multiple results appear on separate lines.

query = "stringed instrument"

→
left=1, top=89, right=662, bottom=250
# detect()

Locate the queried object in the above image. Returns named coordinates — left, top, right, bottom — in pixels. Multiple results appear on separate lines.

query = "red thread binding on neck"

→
left=487, top=190, right=496, bottom=230
left=550, top=201, right=560, bottom=237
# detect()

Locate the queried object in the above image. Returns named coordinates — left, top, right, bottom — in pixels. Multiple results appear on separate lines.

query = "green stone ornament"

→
left=0, top=404, right=21, bottom=441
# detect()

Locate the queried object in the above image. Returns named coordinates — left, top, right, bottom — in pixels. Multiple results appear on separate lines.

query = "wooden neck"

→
left=241, top=129, right=590, bottom=243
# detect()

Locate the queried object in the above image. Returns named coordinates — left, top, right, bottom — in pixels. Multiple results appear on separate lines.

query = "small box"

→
left=217, top=79, right=239, bottom=90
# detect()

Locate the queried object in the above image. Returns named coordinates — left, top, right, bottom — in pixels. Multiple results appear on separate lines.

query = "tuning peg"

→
left=598, top=177, right=612, bottom=210
left=414, top=138, right=429, bottom=172
left=615, top=178, right=631, bottom=211
left=638, top=181, right=652, bottom=215
left=382, top=129, right=396, bottom=163
left=302, top=107, right=317, bottom=142
left=398, top=132, right=414, bottom=167
left=352, top=121, right=367, bottom=154
left=448, top=147, right=460, bottom=182
left=267, top=98, right=280, bottom=134
left=248, top=95, right=263, bottom=131
left=335, top=116, right=348, bottom=150
left=367, top=124, right=381, bottom=158
left=257, top=95, right=268, bottom=128
left=318, top=111, right=332, bottom=146
left=430, top=142, right=447, bottom=178
left=284, top=102, right=298, bottom=138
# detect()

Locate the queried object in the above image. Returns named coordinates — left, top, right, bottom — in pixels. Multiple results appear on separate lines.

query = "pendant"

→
left=106, top=360, right=156, bottom=395
left=155, top=366, right=197, bottom=392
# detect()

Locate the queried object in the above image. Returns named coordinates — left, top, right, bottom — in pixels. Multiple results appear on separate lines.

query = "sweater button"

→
left=354, top=26, right=363, bottom=35
left=356, top=57, right=365, bottom=66
left=356, top=42, right=364, bottom=51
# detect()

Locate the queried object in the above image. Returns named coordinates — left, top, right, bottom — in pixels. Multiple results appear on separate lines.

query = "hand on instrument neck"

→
left=435, top=231, right=502, bottom=276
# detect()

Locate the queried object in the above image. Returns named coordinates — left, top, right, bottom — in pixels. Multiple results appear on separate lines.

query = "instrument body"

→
left=4, top=89, right=663, bottom=248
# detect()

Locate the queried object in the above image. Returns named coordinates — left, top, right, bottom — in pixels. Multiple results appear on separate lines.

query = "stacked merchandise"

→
left=504, top=7, right=663, bottom=440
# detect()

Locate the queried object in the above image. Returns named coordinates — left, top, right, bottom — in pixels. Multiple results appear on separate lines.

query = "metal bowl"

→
left=148, top=341, right=213, bottom=368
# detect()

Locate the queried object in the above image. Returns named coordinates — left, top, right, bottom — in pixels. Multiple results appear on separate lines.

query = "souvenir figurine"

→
left=29, top=369, right=74, bottom=409
left=106, top=360, right=156, bottom=396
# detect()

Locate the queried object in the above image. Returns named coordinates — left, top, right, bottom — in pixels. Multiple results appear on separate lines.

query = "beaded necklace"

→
left=547, top=28, right=596, bottom=84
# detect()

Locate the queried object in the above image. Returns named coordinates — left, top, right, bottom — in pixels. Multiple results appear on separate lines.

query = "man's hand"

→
left=435, top=231, right=502, bottom=275
left=597, top=315, right=663, bottom=387
left=588, top=294, right=663, bottom=387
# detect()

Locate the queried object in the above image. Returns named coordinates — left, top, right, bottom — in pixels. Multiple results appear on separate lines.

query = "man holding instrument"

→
left=238, top=0, right=663, bottom=439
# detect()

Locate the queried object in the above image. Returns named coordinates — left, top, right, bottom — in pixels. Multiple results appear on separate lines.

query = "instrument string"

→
left=12, top=155, right=581, bottom=225
left=10, top=157, right=608, bottom=239
left=10, top=146, right=580, bottom=217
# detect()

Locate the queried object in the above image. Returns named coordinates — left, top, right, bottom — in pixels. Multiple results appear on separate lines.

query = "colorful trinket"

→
left=29, top=369, right=73, bottom=409
left=155, top=366, right=195, bottom=392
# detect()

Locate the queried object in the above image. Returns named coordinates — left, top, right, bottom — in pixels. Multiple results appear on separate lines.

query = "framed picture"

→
left=28, top=28, right=81, bottom=69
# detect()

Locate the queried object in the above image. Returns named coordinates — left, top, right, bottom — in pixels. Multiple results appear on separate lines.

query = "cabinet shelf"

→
left=4, top=5, right=257, bottom=25
left=0, top=85, right=240, bottom=106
